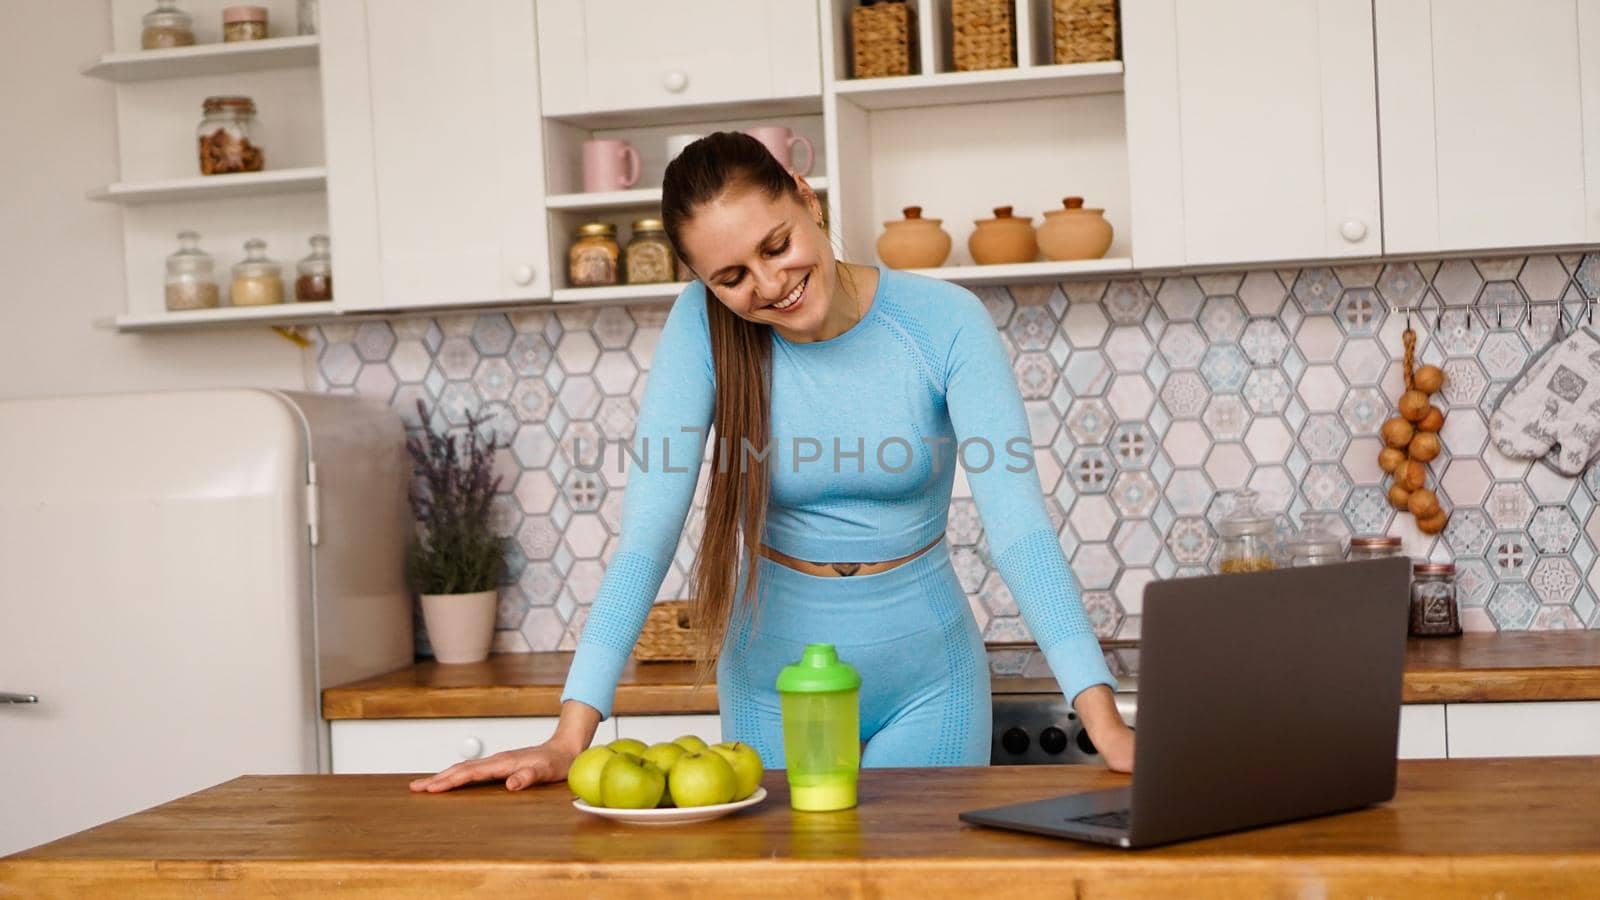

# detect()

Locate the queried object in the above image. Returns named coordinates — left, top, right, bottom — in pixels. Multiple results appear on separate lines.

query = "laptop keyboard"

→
left=1067, top=809, right=1132, bottom=831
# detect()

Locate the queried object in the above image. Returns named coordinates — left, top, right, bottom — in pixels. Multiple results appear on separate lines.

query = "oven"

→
left=990, top=682, right=1138, bottom=765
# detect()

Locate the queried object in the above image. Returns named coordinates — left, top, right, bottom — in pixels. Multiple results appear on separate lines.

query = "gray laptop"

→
left=960, top=556, right=1413, bottom=849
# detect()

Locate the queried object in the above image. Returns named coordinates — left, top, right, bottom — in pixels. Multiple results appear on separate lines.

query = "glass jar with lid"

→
left=1348, top=534, right=1404, bottom=561
left=1213, top=487, right=1276, bottom=574
left=625, top=218, right=674, bottom=284
left=141, top=0, right=195, bottom=48
left=164, top=230, right=219, bottom=311
left=222, top=5, right=269, bottom=41
left=197, top=96, right=265, bottom=175
left=1289, top=512, right=1345, bottom=567
left=295, top=234, right=333, bottom=302
left=1409, top=562, right=1462, bottom=637
left=569, top=222, right=620, bottom=287
left=230, top=238, right=284, bottom=306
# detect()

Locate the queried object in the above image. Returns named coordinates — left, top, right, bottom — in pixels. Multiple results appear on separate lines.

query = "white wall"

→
left=0, top=0, right=308, bottom=401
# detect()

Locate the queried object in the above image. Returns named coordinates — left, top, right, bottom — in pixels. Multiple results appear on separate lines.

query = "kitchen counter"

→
left=322, top=631, right=1600, bottom=719
left=4, top=760, right=1598, bottom=897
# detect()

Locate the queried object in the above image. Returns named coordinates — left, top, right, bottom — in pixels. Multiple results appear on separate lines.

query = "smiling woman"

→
left=408, top=132, right=1134, bottom=798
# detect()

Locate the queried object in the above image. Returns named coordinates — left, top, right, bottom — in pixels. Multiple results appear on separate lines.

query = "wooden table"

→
left=320, top=631, right=1600, bottom=719
left=5, top=759, right=1598, bottom=898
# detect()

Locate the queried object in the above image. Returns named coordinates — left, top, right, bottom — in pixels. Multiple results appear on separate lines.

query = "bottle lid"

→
left=1351, top=534, right=1403, bottom=549
left=577, top=222, right=616, bottom=237
left=631, top=218, right=665, bottom=232
left=144, top=0, right=192, bottom=28
left=1216, top=487, right=1273, bottom=538
left=776, top=643, right=861, bottom=694
left=1413, top=561, right=1456, bottom=575
left=165, top=229, right=214, bottom=275
left=202, top=96, right=256, bottom=115
left=298, top=234, right=332, bottom=274
left=232, top=237, right=280, bottom=277
left=223, top=5, right=269, bottom=23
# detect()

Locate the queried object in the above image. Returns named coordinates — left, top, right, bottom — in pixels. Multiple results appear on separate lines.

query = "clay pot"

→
left=968, top=206, right=1037, bottom=265
left=1036, top=197, right=1114, bottom=261
left=876, top=206, right=952, bottom=269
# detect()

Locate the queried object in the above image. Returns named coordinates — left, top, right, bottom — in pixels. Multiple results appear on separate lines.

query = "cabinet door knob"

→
left=662, top=70, right=689, bottom=93
left=512, top=264, right=537, bottom=286
left=1340, top=219, right=1368, bottom=243
left=459, top=736, right=484, bottom=760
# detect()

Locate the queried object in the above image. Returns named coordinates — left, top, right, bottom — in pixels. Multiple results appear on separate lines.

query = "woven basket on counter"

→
left=633, top=599, right=700, bottom=662
left=952, top=0, right=1015, bottom=71
left=1053, top=0, right=1119, bottom=64
left=852, top=0, right=916, bottom=79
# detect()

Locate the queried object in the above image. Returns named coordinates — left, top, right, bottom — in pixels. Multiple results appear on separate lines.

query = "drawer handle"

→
left=662, top=70, right=689, bottom=93
left=512, top=264, right=537, bottom=286
left=1340, top=219, right=1368, bottom=243
left=2, top=692, right=39, bottom=704
left=459, top=736, right=484, bottom=760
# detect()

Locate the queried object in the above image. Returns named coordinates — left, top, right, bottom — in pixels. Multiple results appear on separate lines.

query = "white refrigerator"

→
left=0, top=389, right=416, bottom=856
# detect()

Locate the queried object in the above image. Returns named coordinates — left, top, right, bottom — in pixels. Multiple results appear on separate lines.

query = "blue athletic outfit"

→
left=560, top=265, right=1115, bottom=766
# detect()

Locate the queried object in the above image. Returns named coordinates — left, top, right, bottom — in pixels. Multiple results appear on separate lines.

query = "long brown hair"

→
left=661, top=131, right=800, bottom=688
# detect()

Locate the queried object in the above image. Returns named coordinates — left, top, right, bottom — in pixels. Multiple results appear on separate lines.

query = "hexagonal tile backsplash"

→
left=314, top=253, right=1600, bottom=663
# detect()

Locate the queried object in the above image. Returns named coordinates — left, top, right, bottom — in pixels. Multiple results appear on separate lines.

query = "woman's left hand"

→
left=1089, top=721, right=1135, bottom=773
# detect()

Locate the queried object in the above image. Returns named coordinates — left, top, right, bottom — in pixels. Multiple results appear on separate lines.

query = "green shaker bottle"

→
left=776, top=643, right=861, bottom=811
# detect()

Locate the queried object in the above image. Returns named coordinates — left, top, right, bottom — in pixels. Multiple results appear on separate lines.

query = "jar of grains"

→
left=1409, top=562, right=1462, bottom=637
left=140, top=0, right=195, bottom=48
left=230, top=238, right=284, bottom=306
left=569, top=222, right=620, bottom=287
left=295, top=234, right=333, bottom=301
left=625, top=218, right=675, bottom=284
left=1213, top=487, right=1276, bottom=574
left=196, top=96, right=264, bottom=175
left=222, top=5, right=269, bottom=41
left=164, top=230, right=220, bottom=311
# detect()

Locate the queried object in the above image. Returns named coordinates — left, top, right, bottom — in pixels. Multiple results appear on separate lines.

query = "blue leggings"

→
left=716, top=540, right=992, bottom=768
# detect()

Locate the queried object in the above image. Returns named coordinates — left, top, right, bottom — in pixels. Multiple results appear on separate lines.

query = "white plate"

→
left=573, top=787, right=768, bottom=825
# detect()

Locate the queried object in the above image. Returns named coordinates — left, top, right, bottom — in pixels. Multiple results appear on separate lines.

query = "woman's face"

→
left=676, top=180, right=843, bottom=341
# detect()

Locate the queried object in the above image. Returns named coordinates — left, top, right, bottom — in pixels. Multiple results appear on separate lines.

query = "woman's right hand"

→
left=408, top=739, right=582, bottom=793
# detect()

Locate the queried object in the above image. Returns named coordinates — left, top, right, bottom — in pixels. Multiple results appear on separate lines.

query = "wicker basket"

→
left=1053, top=0, right=1119, bottom=64
left=633, top=600, right=700, bottom=662
left=852, top=1, right=916, bottom=79
left=952, top=0, right=1015, bottom=72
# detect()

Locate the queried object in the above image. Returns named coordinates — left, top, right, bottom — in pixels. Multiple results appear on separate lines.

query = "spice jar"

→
left=1409, top=562, right=1462, bottom=637
left=1348, top=534, right=1404, bottom=561
left=1289, top=512, right=1344, bottom=566
left=569, top=222, right=620, bottom=287
left=141, top=0, right=195, bottom=49
left=625, top=218, right=675, bottom=284
left=1213, top=487, right=1276, bottom=574
left=196, top=96, right=264, bottom=175
left=230, top=238, right=284, bottom=306
left=295, top=234, right=333, bottom=302
left=222, top=5, right=269, bottom=41
left=164, top=230, right=220, bottom=311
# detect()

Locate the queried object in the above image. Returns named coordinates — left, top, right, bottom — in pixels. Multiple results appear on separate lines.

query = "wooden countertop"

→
left=5, top=760, right=1599, bottom=897
left=322, top=632, right=1600, bottom=720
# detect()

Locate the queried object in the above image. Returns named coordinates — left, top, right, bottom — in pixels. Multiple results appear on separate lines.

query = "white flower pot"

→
left=419, top=589, right=498, bottom=664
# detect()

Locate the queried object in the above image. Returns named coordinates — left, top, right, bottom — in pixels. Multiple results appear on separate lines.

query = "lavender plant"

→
left=405, top=399, right=507, bottom=595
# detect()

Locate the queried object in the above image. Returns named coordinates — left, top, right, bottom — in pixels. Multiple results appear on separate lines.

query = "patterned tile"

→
left=1199, top=344, right=1251, bottom=393
left=1063, top=445, right=1115, bottom=496
left=1243, top=369, right=1293, bottom=415
left=1530, top=505, right=1581, bottom=554
left=1153, top=277, right=1202, bottom=321
left=1109, top=471, right=1160, bottom=518
left=1065, top=397, right=1115, bottom=445
left=1105, top=326, right=1155, bottom=372
left=1488, top=582, right=1539, bottom=629
left=1159, top=370, right=1209, bottom=418
left=1294, top=268, right=1343, bottom=312
left=1377, top=263, right=1426, bottom=307
left=1491, top=532, right=1534, bottom=579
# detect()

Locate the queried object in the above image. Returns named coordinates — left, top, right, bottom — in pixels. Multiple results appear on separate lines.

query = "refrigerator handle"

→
left=1, top=692, right=39, bottom=704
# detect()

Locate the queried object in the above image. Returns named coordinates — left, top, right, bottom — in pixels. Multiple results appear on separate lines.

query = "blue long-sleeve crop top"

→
left=560, top=266, right=1116, bottom=718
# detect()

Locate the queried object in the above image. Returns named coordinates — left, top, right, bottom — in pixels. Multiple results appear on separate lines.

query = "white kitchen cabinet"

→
left=1376, top=0, right=1600, bottom=254
left=1123, top=0, right=1381, bottom=267
left=330, top=717, right=617, bottom=774
left=613, top=714, right=724, bottom=747
left=1397, top=704, right=1447, bottom=759
left=1445, top=701, right=1600, bottom=759
left=323, top=0, right=551, bottom=311
left=535, top=0, right=820, bottom=120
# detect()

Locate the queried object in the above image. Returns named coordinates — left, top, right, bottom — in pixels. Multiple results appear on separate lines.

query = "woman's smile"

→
left=766, top=272, right=809, bottom=314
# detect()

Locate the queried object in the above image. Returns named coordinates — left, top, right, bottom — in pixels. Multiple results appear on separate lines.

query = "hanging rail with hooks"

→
left=1389, top=296, right=1596, bottom=331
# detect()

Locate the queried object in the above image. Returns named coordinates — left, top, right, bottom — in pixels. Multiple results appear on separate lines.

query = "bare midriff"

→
left=758, top=533, right=944, bottom=577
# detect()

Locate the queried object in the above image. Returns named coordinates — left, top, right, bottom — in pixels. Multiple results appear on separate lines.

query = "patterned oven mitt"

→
left=1488, top=326, right=1600, bottom=476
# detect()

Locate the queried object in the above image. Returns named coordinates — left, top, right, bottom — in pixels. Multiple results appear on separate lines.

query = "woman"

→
left=411, top=132, right=1134, bottom=794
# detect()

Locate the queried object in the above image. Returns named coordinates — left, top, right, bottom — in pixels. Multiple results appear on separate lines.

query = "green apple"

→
left=668, top=750, right=737, bottom=808
left=608, top=737, right=649, bottom=757
left=671, top=734, right=709, bottom=753
left=709, top=742, right=764, bottom=801
left=599, top=754, right=666, bottom=809
left=641, top=741, right=687, bottom=774
left=566, top=745, right=617, bottom=806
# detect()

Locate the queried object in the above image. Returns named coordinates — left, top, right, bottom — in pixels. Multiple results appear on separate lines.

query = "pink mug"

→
left=581, top=139, right=641, bottom=193
left=745, top=126, right=814, bottom=176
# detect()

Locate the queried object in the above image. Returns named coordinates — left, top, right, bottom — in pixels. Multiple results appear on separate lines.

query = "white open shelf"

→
left=82, top=35, right=319, bottom=82
left=831, top=61, right=1124, bottom=110
left=544, top=94, right=825, bottom=131
left=113, top=300, right=339, bottom=332
left=546, top=176, right=830, bottom=212
left=89, top=166, right=327, bottom=205
left=551, top=282, right=691, bottom=305
left=906, top=257, right=1133, bottom=285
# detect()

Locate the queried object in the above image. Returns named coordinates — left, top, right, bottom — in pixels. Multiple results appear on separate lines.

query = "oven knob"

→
left=1039, top=726, right=1068, bottom=755
left=1001, top=727, right=1030, bottom=755
left=1076, top=728, right=1097, bottom=756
